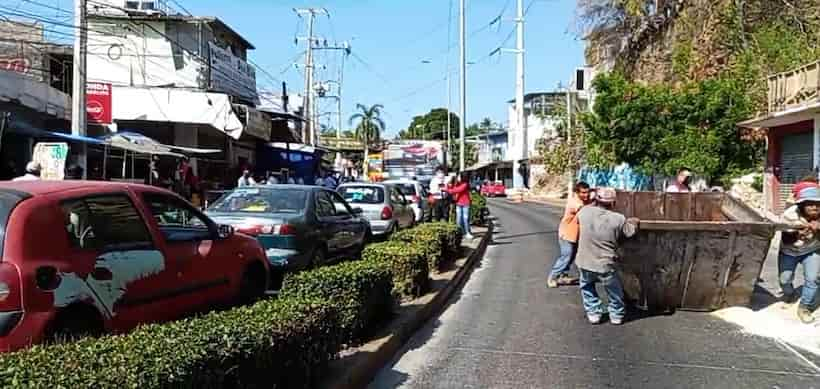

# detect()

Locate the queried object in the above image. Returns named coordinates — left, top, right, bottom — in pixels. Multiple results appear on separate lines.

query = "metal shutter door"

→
left=778, top=132, right=814, bottom=212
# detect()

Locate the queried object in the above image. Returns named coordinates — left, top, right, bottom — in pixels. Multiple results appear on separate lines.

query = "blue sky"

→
left=183, top=0, right=585, bottom=137
left=29, top=0, right=585, bottom=137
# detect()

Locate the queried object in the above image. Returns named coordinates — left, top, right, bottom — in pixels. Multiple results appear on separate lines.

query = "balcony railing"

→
left=768, top=60, right=820, bottom=114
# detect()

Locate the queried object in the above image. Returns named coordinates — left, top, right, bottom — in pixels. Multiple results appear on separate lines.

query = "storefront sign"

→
left=209, top=43, right=257, bottom=103
left=32, top=142, right=68, bottom=180
left=235, top=104, right=271, bottom=140
left=0, top=58, right=30, bottom=74
left=86, top=82, right=112, bottom=124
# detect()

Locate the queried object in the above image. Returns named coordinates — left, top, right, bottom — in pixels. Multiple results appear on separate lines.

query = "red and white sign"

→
left=0, top=58, right=30, bottom=74
left=86, top=82, right=112, bottom=124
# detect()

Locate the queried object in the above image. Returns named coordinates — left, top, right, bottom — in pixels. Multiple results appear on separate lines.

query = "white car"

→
left=383, top=179, right=429, bottom=222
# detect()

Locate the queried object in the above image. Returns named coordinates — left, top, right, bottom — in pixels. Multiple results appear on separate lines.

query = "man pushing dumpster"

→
left=779, top=185, right=820, bottom=324
left=575, top=187, right=640, bottom=325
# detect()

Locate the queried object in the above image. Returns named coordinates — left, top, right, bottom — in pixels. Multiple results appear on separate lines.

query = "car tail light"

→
left=381, top=206, right=393, bottom=220
left=412, top=195, right=420, bottom=204
left=0, top=263, right=21, bottom=311
left=276, top=224, right=296, bottom=236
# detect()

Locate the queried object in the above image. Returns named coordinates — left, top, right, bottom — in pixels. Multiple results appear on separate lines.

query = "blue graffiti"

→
left=577, top=163, right=652, bottom=190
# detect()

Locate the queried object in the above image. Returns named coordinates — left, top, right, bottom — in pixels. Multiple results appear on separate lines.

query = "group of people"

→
left=780, top=177, right=820, bottom=324
left=237, top=168, right=342, bottom=190
left=548, top=182, right=639, bottom=325
left=429, top=168, right=473, bottom=240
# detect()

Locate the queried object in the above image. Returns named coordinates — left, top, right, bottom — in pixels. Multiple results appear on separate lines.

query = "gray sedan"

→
left=337, top=183, right=415, bottom=238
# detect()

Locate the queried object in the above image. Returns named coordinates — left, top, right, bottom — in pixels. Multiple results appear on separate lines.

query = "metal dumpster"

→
left=613, top=191, right=776, bottom=312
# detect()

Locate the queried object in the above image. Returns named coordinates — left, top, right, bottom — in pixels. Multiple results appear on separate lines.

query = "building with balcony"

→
left=740, top=61, right=820, bottom=214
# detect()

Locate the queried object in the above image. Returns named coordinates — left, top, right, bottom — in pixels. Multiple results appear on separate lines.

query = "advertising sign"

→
left=86, top=82, right=112, bottom=124
left=235, top=104, right=271, bottom=140
left=209, top=42, right=257, bottom=103
left=32, top=142, right=68, bottom=180
left=382, top=140, right=444, bottom=181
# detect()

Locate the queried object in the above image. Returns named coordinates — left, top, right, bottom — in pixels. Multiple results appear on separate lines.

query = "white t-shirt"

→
left=429, top=175, right=445, bottom=198
left=238, top=176, right=256, bottom=187
left=666, top=183, right=690, bottom=193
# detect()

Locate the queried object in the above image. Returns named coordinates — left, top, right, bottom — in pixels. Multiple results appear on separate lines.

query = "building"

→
left=739, top=60, right=820, bottom=215
left=86, top=0, right=273, bottom=189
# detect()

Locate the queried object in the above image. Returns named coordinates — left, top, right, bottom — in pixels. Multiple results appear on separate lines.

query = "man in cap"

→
left=666, top=168, right=693, bottom=193
left=13, top=161, right=41, bottom=181
left=779, top=186, right=820, bottom=324
left=575, top=187, right=639, bottom=325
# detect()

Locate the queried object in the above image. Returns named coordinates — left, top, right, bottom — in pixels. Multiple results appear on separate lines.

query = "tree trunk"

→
left=363, top=124, right=369, bottom=180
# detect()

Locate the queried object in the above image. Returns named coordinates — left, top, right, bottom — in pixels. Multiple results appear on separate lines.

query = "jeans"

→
left=456, top=205, right=471, bottom=235
left=779, top=252, right=820, bottom=308
left=579, top=269, right=625, bottom=320
left=549, top=238, right=576, bottom=279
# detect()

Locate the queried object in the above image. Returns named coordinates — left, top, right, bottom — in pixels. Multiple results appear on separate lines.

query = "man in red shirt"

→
left=446, top=172, right=473, bottom=240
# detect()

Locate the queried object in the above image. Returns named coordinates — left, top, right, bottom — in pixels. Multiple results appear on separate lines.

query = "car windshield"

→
left=339, top=186, right=385, bottom=204
left=207, top=188, right=306, bottom=214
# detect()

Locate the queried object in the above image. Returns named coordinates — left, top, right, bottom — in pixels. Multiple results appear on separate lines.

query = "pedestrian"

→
left=666, top=168, right=693, bottom=193
left=65, top=164, right=84, bottom=180
left=237, top=169, right=256, bottom=187
left=547, top=181, right=592, bottom=288
left=266, top=172, right=279, bottom=185
left=323, top=172, right=338, bottom=189
left=13, top=161, right=41, bottom=181
left=446, top=172, right=473, bottom=240
left=779, top=185, right=820, bottom=324
left=429, top=168, right=447, bottom=221
left=575, top=187, right=639, bottom=325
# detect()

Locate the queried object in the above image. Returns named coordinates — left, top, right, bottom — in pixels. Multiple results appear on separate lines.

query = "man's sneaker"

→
left=610, top=317, right=624, bottom=326
left=547, top=278, right=559, bottom=288
left=797, top=305, right=816, bottom=324
left=465, top=234, right=475, bottom=240
left=557, top=274, right=580, bottom=286
left=587, top=313, right=602, bottom=324
left=783, top=292, right=799, bottom=304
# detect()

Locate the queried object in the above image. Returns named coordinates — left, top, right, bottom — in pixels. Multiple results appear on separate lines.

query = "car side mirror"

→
left=217, top=224, right=235, bottom=239
left=352, top=207, right=364, bottom=215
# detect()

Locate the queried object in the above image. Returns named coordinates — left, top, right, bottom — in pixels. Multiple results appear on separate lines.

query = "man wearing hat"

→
left=779, top=185, right=820, bottom=324
left=666, top=168, right=693, bottom=193
left=575, top=187, right=640, bottom=325
left=12, top=161, right=41, bottom=181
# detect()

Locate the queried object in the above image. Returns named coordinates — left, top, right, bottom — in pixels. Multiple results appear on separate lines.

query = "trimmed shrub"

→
left=0, top=297, right=341, bottom=389
left=391, top=227, right=445, bottom=273
left=423, top=222, right=463, bottom=258
left=363, top=241, right=429, bottom=300
left=280, top=259, right=393, bottom=343
left=470, top=193, right=487, bottom=225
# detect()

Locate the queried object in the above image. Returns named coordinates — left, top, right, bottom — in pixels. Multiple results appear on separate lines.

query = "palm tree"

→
left=349, top=103, right=386, bottom=177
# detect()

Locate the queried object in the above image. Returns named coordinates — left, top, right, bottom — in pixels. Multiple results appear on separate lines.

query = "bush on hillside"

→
left=280, top=259, right=393, bottom=343
left=363, top=241, right=429, bottom=300
left=0, top=297, right=341, bottom=389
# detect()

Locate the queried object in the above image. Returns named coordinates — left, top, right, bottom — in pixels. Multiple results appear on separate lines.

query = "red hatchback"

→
left=0, top=181, right=268, bottom=352
left=480, top=181, right=507, bottom=197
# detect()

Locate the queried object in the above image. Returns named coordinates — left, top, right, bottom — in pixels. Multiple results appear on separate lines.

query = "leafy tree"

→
left=349, top=104, right=386, bottom=172
left=401, top=108, right=460, bottom=141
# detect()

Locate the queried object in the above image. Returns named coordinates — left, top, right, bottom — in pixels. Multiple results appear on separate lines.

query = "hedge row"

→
left=0, top=297, right=340, bottom=389
left=363, top=241, right=429, bottom=299
left=391, top=227, right=444, bottom=273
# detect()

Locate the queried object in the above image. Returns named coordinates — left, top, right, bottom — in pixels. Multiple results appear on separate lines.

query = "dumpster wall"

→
left=612, top=192, right=774, bottom=311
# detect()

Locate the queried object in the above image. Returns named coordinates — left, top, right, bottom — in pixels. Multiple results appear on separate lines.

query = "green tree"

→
left=402, top=108, right=460, bottom=140
left=349, top=103, right=386, bottom=172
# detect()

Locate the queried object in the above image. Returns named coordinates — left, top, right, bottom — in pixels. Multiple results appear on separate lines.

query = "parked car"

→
left=383, top=179, right=429, bottom=222
left=205, top=185, right=370, bottom=290
left=337, top=183, right=415, bottom=238
left=480, top=181, right=507, bottom=197
left=0, top=181, right=268, bottom=352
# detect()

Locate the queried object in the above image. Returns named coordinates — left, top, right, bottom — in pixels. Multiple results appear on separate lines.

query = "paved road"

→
left=371, top=199, right=820, bottom=389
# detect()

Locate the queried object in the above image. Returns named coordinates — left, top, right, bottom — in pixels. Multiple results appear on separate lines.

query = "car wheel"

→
left=309, top=246, right=327, bottom=268
left=239, top=261, right=268, bottom=304
left=47, top=305, right=104, bottom=344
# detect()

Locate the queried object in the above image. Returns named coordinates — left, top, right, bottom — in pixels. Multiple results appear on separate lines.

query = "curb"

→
left=326, top=221, right=495, bottom=389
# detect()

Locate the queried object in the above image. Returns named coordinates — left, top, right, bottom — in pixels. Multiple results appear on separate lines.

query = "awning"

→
left=99, top=132, right=221, bottom=157
left=738, top=101, right=820, bottom=128
left=8, top=121, right=106, bottom=145
left=465, top=161, right=494, bottom=171
left=112, top=86, right=244, bottom=139
left=0, top=71, right=71, bottom=121
left=234, top=104, right=272, bottom=140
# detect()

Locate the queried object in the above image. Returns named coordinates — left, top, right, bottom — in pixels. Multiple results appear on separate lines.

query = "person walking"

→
left=447, top=172, right=473, bottom=240
left=237, top=169, right=256, bottom=187
left=13, top=161, right=41, bottom=181
left=547, top=181, right=592, bottom=288
left=575, top=187, right=639, bottom=325
left=429, top=168, right=447, bottom=221
left=779, top=186, right=820, bottom=324
left=666, top=168, right=693, bottom=193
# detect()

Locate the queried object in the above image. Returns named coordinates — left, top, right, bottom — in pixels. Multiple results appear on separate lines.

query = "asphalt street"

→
left=370, top=199, right=820, bottom=389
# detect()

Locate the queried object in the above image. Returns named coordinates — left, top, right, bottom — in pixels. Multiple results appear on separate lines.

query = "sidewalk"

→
left=713, top=233, right=820, bottom=358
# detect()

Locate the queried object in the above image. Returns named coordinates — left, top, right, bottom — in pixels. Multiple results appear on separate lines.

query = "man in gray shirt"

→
left=575, top=187, right=639, bottom=325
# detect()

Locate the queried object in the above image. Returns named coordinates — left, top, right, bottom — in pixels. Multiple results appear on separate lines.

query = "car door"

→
left=314, top=190, right=341, bottom=258
left=329, top=191, right=364, bottom=251
left=56, top=194, right=178, bottom=331
left=139, top=192, right=235, bottom=312
left=390, top=187, right=411, bottom=228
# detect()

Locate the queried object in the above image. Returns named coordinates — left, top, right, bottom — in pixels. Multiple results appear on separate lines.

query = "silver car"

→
left=337, top=183, right=415, bottom=237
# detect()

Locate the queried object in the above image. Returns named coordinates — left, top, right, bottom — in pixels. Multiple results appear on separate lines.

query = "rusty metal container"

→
left=613, top=192, right=776, bottom=312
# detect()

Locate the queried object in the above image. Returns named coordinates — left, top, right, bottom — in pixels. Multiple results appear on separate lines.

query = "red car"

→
left=480, top=181, right=507, bottom=197
left=0, top=181, right=269, bottom=352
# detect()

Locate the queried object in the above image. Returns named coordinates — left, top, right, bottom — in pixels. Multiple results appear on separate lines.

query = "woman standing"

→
left=447, top=172, right=473, bottom=240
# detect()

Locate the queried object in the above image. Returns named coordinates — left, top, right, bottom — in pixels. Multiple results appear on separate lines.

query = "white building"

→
left=86, top=0, right=273, bottom=187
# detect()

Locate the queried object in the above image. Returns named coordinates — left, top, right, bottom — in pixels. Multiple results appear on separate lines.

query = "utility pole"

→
left=512, top=0, right=526, bottom=189
left=294, top=7, right=328, bottom=146
left=314, top=42, right=350, bottom=148
left=72, top=0, right=88, bottom=178
left=458, top=0, right=466, bottom=171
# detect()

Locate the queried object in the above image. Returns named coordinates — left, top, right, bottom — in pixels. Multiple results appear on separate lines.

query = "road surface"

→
left=370, top=199, right=820, bottom=388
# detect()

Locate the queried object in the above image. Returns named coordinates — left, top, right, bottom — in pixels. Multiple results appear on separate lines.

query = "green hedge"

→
left=423, top=222, right=463, bottom=259
left=391, top=227, right=445, bottom=273
left=280, top=259, right=393, bottom=343
left=363, top=241, right=429, bottom=300
left=0, top=297, right=340, bottom=389
left=470, top=193, right=487, bottom=225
